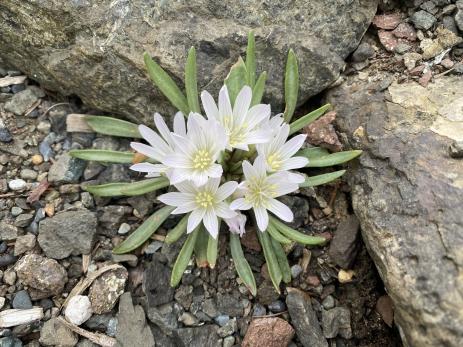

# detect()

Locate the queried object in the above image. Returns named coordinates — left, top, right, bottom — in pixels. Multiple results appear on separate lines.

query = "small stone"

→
left=217, top=293, right=244, bottom=317
left=15, top=254, right=68, bottom=299
left=223, top=336, right=235, bottom=347
left=410, top=10, right=436, bottom=31
left=117, top=223, right=130, bottom=235
left=31, top=154, right=43, bottom=165
left=12, top=290, right=33, bottom=309
left=8, top=179, right=26, bottom=191
left=0, top=297, right=5, bottom=310
left=403, top=52, right=422, bottom=70
left=322, top=295, right=335, bottom=310
left=442, top=16, right=459, bottom=35
left=456, top=7, right=463, bottom=31
left=392, top=22, right=417, bottom=41
left=291, top=264, right=303, bottom=279
left=286, top=288, right=328, bottom=347
left=179, top=312, right=199, bottom=326
left=14, top=214, right=34, bottom=228
left=107, top=317, right=118, bottom=337
left=65, top=295, right=93, bottom=325
left=449, top=140, right=463, bottom=158
left=395, top=42, right=411, bottom=54
left=304, top=111, right=342, bottom=152
left=351, top=42, right=375, bottom=62
left=0, top=222, right=19, bottom=241
left=36, top=120, right=51, bottom=133
left=217, top=317, right=237, bottom=337
left=378, top=30, right=398, bottom=52
left=3, top=269, right=17, bottom=285
left=143, top=258, right=174, bottom=307
left=89, top=267, right=128, bottom=314
left=0, top=254, right=18, bottom=268
left=143, top=241, right=163, bottom=254
left=20, top=169, right=37, bottom=180
left=268, top=300, right=286, bottom=313
left=338, top=269, right=355, bottom=283
left=418, top=70, right=433, bottom=87
left=242, top=317, right=295, bottom=347
left=376, top=295, right=394, bottom=327
left=372, top=13, right=401, bottom=30
left=14, top=234, right=36, bottom=255
left=39, top=317, right=78, bottom=347
left=11, top=207, right=23, bottom=217
left=328, top=215, right=360, bottom=269
left=252, top=303, right=266, bottom=317
left=0, top=128, right=12, bottom=143
left=215, top=315, right=230, bottom=327
left=321, top=307, right=352, bottom=339
left=441, top=58, right=454, bottom=69
left=38, top=209, right=97, bottom=259
left=0, top=337, right=22, bottom=347
left=48, top=152, right=85, bottom=183
left=4, top=89, right=39, bottom=115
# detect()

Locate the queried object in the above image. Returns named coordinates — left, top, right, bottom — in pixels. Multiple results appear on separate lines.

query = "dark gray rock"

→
left=48, top=152, right=85, bottom=183
left=12, top=290, right=33, bottom=309
left=326, top=75, right=463, bottom=347
left=351, top=42, right=375, bottom=62
left=268, top=300, right=286, bottom=313
left=143, top=258, right=174, bottom=307
left=0, top=128, right=12, bottom=143
left=40, top=317, right=78, bottom=346
left=38, top=209, right=97, bottom=259
left=173, top=325, right=221, bottom=347
left=147, top=303, right=180, bottom=335
left=286, top=288, right=328, bottom=347
left=321, top=307, right=352, bottom=339
left=115, top=293, right=155, bottom=347
left=0, top=0, right=377, bottom=124
left=216, top=293, right=243, bottom=317
left=410, top=10, right=436, bottom=30
left=0, top=222, right=19, bottom=241
left=279, top=195, right=309, bottom=228
left=456, top=1, right=463, bottom=31
left=14, top=214, right=34, bottom=228
left=4, top=89, right=38, bottom=116
left=328, top=215, right=360, bottom=269
left=449, top=140, right=463, bottom=158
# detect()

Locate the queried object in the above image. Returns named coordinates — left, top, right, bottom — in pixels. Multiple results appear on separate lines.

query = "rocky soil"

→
left=0, top=0, right=462, bottom=346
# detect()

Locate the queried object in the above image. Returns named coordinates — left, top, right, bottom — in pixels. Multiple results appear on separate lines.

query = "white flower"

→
left=201, top=85, right=270, bottom=151
left=130, top=112, right=186, bottom=177
left=162, top=113, right=227, bottom=186
left=230, top=156, right=300, bottom=231
left=256, top=123, right=308, bottom=178
left=158, top=178, right=238, bottom=238
left=224, top=212, right=247, bottom=237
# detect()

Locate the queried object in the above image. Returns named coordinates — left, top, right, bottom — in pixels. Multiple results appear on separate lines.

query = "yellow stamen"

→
left=195, top=191, right=214, bottom=208
left=192, top=149, right=212, bottom=170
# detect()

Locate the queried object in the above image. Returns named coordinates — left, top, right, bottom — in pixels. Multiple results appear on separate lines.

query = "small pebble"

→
left=107, top=317, right=118, bottom=337
left=322, top=295, right=336, bottom=310
left=12, top=290, right=33, bottom=309
left=65, top=295, right=93, bottom=325
left=8, top=179, right=26, bottom=191
left=11, top=207, right=23, bottom=217
left=3, top=269, right=16, bottom=285
left=223, top=336, right=235, bottom=347
left=144, top=241, right=163, bottom=254
left=20, top=169, right=38, bottom=180
left=31, top=154, right=44, bottom=165
left=0, top=128, right=13, bottom=143
left=0, top=254, right=17, bottom=267
left=252, top=303, right=266, bottom=317
left=449, top=140, right=463, bottom=158
left=214, top=315, right=230, bottom=327
left=0, top=242, right=7, bottom=254
left=291, top=264, right=303, bottom=279
left=117, top=223, right=130, bottom=235
left=0, top=297, right=5, bottom=310
left=268, top=300, right=286, bottom=313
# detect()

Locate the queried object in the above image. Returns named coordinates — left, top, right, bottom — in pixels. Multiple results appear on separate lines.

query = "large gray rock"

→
left=326, top=75, right=463, bottom=347
left=0, top=0, right=377, bottom=123
left=38, top=209, right=97, bottom=259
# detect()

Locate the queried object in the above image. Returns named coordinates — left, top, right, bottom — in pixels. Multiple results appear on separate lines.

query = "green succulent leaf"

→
left=83, top=177, right=169, bottom=197
left=267, top=222, right=292, bottom=244
left=185, top=47, right=201, bottom=113
left=225, top=57, right=248, bottom=105
left=165, top=215, right=188, bottom=244
left=257, top=230, right=282, bottom=293
left=271, top=237, right=292, bottom=284
left=84, top=116, right=141, bottom=138
left=245, top=31, right=256, bottom=88
left=306, top=150, right=362, bottom=167
left=270, top=217, right=327, bottom=246
left=230, top=233, right=257, bottom=296
left=283, top=49, right=299, bottom=123
left=251, top=71, right=267, bottom=106
left=113, top=206, right=175, bottom=254
left=289, top=103, right=331, bottom=135
left=144, top=52, right=190, bottom=115
left=207, top=234, right=219, bottom=269
left=194, top=227, right=209, bottom=268
left=171, top=227, right=200, bottom=287
left=69, top=149, right=136, bottom=164
left=299, top=170, right=346, bottom=188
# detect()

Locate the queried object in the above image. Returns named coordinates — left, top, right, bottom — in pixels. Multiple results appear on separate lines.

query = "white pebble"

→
left=65, top=295, right=92, bottom=325
left=8, top=179, right=26, bottom=191
left=118, top=223, right=131, bottom=235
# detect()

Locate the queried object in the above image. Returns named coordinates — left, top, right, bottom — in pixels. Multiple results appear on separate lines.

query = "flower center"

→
left=195, top=191, right=214, bottom=208
left=192, top=149, right=212, bottom=170
left=245, top=178, right=277, bottom=207
left=267, top=152, right=282, bottom=171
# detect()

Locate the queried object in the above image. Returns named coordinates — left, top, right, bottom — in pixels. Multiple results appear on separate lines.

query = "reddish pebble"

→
left=409, top=65, right=426, bottom=76
left=378, top=30, right=398, bottom=52
left=392, top=22, right=417, bottom=41
left=373, top=13, right=402, bottom=30
left=440, top=58, right=454, bottom=69
left=306, top=275, right=320, bottom=287
left=242, top=318, right=295, bottom=347
left=418, top=70, right=432, bottom=87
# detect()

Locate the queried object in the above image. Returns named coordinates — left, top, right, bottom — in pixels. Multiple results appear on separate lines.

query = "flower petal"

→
left=267, top=199, right=294, bottom=222
left=230, top=198, right=252, bottom=211
left=130, top=142, right=164, bottom=162
left=215, top=181, right=238, bottom=201
left=206, top=163, right=223, bottom=178
left=218, top=85, right=233, bottom=119
left=173, top=112, right=186, bottom=136
left=214, top=202, right=237, bottom=219
left=201, top=91, right=219, bottom=120
left=130, top=163, right=166, bottom=173
left=158, top=192, right=194, bottom=207
left=279, top=134, right=307, bottom=159
left=172, top=202, right=197, bottom=214
left=138, top=125, right=171, bottom=154
left=233, top=86, right=252, bottom=123
left=162, top=154, right=191, bottom=168
left=187, top=208, right=205, bottom=233
left=254, top=206, right=269, bottom=231
left=203, top=208, right=219, bottom=238
left=153, top=113, right=174, bottom=147
left=280, top=156, right=309, bottom=171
